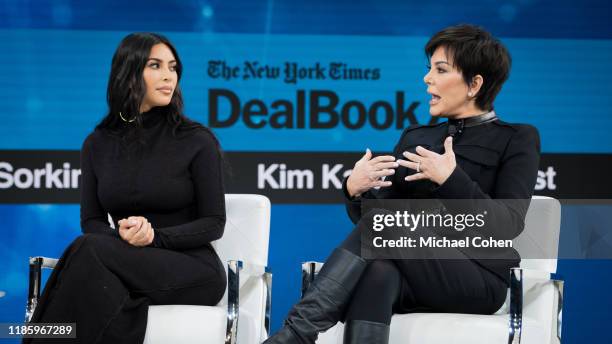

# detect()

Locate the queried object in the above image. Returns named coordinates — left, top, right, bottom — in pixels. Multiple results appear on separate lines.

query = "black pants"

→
left=340, top=226, right=508, bottom=325
left=25, top=233, right=226, bottom=344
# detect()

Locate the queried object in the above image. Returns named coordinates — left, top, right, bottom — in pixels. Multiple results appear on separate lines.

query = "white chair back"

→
left=213, top=194, right=271, bottom=268
left=513, top=196, right=561, bottom=273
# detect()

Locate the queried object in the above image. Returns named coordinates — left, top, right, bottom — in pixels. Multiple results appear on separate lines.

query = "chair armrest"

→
left=30, top=257, right=59, bottom=269
left=512, top=267, right=564, bottom=282
left=225, top=260, right=273, bottom=344
left=26, top=256, right=59, bottom=322
left=239, top=262, right=271, bottom=276
left=508, top=267, right=564, bottom=344
left=301, top=261, right=323, bottom=298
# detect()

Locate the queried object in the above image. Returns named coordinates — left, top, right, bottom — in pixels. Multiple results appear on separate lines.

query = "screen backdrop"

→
left=1, top=1, right=612, bottom=343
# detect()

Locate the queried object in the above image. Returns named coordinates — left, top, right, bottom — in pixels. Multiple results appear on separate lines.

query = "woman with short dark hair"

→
left=424, top=24, right=511, bottom=113
left=25, top=33, right=227, bottom=344
left=265, top=24, right=540, bottom=344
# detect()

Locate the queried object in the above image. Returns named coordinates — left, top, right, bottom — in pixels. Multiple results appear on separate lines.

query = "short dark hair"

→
left=425, top=24, right=511, bottom=111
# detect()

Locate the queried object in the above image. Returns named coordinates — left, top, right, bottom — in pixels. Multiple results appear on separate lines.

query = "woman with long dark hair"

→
left=25, top=32, right=226, bottom=343
left=265, top=24, right=540, bottom=344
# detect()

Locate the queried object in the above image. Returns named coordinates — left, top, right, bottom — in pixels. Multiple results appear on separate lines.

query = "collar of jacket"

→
left=447, top=110, right=498, bottom=137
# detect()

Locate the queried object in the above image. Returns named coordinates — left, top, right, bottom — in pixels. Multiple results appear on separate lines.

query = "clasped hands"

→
left=117, top=216, right=155, bottom=247
left=346, top=137, right=457, bottom=197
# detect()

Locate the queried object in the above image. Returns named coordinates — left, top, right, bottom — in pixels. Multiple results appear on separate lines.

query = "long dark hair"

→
left=96, top=32, right=229, bottom=175
left=97, top=32, right=214, bottom=139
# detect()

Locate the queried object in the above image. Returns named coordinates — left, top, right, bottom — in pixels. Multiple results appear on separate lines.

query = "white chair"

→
left=302, top=196, right=563, bottom=344
left=26, top=194, right=272, bottom=344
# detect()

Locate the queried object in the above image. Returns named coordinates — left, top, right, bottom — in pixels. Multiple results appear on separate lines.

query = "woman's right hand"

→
left=117, top=216, right=155, bottom=247
left=346, top=149, right=398, bottom=198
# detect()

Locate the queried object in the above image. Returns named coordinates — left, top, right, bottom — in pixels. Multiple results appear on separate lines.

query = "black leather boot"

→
left=264, top=248, right=367, bottom=344
left=343, top=320, right=390, bottom=344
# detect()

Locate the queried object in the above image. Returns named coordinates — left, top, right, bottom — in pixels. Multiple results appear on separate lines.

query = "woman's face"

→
left=140, top=43, right=178, bottom=113
left=423, top=46, right=475, bottom=118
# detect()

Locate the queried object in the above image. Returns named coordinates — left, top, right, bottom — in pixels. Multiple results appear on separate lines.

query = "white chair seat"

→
left=144, top=301, right=266, bottom=344
left=144, top=305, right=226, bottom=344
left=389, top=313, right=546, bottom=344
left=318, top=313, right=548, bottom=344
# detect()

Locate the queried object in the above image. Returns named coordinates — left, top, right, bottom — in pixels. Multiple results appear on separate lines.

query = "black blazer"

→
left=343, top=119, right=541, bottom=283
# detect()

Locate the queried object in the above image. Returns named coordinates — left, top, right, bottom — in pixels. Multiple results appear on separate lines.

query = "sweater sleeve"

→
left=80, top=135, right=119, bottom=237
left=432, top=125, right=541, bottom=240
left=151, top=132, right=226, bottom=250
left=342, top=177, right=371, bottom=224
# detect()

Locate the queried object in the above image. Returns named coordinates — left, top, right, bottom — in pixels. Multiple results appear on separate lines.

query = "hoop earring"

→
left=119, top=112, right=136, bottom=123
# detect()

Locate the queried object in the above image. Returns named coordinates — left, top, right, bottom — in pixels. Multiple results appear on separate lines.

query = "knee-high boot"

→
left=264, top=248, right=367, bottom=344
left=343, top=320, right=390, bottom=344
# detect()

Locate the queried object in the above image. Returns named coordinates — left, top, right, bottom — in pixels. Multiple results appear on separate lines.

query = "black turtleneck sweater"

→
left=79, top=107, right=226, bottom=252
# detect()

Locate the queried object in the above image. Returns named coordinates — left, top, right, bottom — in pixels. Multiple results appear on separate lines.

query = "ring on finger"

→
left=416, top=162, right=421, bottom=173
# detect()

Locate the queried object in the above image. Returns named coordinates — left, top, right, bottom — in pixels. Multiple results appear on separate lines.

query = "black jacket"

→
left=343, top=118, right=541, bottom=283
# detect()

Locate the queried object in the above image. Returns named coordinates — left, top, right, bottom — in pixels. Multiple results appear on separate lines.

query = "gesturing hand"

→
left=346, top=149, right=398, bottom=197
left=117, top=216, right=155, bottom=247
left=397, top=136, right=457, bottom=185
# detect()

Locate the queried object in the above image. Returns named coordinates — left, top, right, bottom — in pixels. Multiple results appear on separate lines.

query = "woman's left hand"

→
left=117, top=216, right=155, bottom=247
left=397, top=136, right=456, bottom=185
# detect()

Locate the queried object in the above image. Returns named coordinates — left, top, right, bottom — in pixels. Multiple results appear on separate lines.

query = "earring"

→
left=119, top=112, right=136, bottom=123
left=468, top=92, right=473, bottom=97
